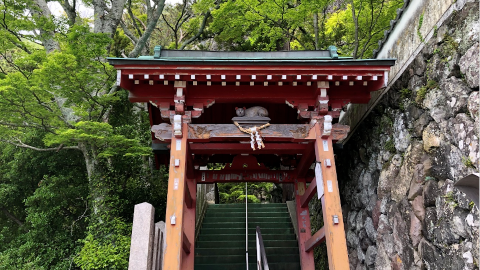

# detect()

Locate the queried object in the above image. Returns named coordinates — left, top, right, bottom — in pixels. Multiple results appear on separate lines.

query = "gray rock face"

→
left=392, top=142, right=424, bottom=202
left=393, top=114, right=411, bottom=152
left=467, top=91, right=479, bottom=122
left=423, top=180, right=439, bottom=207
left=409, top=212, right=422, bottom=248
left=365, top=246, right=378, bottom=266
left=365, top=217, right=377, bottom=242
left=459, top=43, right=479, bottom=88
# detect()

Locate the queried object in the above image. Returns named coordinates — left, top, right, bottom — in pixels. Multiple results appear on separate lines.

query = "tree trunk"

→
left=314, top=13, right=319, bottom=50
left=350, top=0, right=359, bottom=58
left=31, top=0, right=61, bottom=53
left=78, top=143, right=110, bottom=226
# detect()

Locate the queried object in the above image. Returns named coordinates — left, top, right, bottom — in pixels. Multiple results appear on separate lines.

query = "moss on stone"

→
left=415, top=80, right=438, bottom=104
left=384, top=139, right=396, bottom=153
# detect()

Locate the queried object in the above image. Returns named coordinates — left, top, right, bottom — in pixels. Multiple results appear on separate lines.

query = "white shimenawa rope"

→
left=234, top=122, right=270, bottom=151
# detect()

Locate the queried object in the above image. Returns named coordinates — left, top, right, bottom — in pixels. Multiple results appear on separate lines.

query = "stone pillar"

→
left=152, top=221, right=166, bottom=270
left=128, top=202, right=155, bottom=270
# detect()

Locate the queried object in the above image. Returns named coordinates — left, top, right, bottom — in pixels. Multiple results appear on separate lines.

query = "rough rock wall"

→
left=312, top=3, right=479, bottom=269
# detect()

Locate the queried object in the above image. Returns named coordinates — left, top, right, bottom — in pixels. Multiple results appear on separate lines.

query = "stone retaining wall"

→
left=310, top=1, right=479, bottom=269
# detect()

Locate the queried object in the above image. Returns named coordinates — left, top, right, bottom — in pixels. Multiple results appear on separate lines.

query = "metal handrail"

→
left=246, top=182, right=249, bottom=270
left=256, top=226, right=269, bottom=270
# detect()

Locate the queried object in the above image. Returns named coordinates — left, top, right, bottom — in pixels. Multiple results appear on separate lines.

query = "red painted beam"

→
left=189, top=143, right=308, bottom=155
left=116, top=64, right=391, bottom=75
left=300, top=179, right=317, bottom=208
left=294, top=143, right=316, bottom=178
left=185, top=182, right=193, bottom=209
left=182, top=232, right=191, bottom=254
left=305, top=227, right=325, bottom=252
left=128, top=84, right=373, bottom=104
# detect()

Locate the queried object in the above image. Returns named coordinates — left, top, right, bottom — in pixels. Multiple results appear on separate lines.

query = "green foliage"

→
left=415, top=80, right=438, bottom=104
left=75, top=218, right=131, bottom=270
left=379, top=115, right=394, bottom=131
left=443, top=191, right=458, bottom=208
left=309, top=197, right=328, bottom=269
left=462, top=156, right=476, bottom=169
left=195, top=0, right=403, bottom=56
left=439, top=34, right=459, bottom=58
left=0, top=135, right=88, bottom=270
left=400, top=88, right=412, bottom=99
left=218, top=182, right=274, bottom=203
left=324, top=0, right=404, bottom=58
left=417, top=12, right=424, bottom=42
left=0, top=17, right=165, bottom=270
left=384, top=139, right=396, bottom=153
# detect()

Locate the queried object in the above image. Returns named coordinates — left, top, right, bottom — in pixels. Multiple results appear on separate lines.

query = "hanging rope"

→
left=234, top=122, right=270, bottom=151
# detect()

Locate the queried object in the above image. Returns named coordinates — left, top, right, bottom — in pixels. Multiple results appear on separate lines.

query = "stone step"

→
left=197, top=233, right=296, bottom=242
left=199, top=227, right=294, bottom=235
left=205, top=211, right=290, bottom=218
left=195, top=247, right=299, bottom=256
left=195, top=240, right=298, bottom=249
left=208, top=203, right=287, bottom=209
left=200, top=221, right=292, bottom=229
left=194, top=262, right=301, bottom=270
left=202, top=216, right=291, bottom=223
left=194, top=254, right=299, bottom=264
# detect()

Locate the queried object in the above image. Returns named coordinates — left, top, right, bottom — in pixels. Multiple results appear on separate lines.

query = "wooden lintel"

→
left=152, top=124, right=318, bottom=142
left=331, top=123, right=350, bottom=141
left=182, top=232, right=191, bottom=254
left=305, top=227, right=325, bottom=252
left=189, top=143, right=308, bottom=155
left=300, top=179, right=317, bottom=208
left=196, top=170, right=306, bottom=184
left=185, top=181, right=193, bottom=209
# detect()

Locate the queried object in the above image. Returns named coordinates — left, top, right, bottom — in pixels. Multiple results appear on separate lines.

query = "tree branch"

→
left=127, top=0, right=143, bottom=36
left=128, top=0, right=166, bottom=58
left=120, top=20, right=139, bottom=44
left=0, top=139, right=80, bottom=152
left=59, top=0, right=77, bottom=26
left=0, top=207, right=25, bottom=228
left=179, top=10, right=211, bottom=50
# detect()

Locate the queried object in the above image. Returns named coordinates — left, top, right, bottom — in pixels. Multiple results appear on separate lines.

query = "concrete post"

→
left=128, top=202, right=155, bottom=270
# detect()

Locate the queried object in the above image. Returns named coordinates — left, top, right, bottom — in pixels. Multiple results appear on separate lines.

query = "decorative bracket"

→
left=174, top=81, right=186, bottom=115
left=173, top=115, right=182, bottom=138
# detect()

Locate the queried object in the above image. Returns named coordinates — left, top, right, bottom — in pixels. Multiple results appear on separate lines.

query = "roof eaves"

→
left=372, top=0, right=411, bottom=58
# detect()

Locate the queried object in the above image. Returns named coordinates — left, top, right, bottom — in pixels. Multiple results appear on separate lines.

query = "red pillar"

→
left=294, top=178, right=315, bottom=270
left=313, top=123, right=349, bottom=270
left=163, top=123, right=189, bottom=270
left=181, top=177, right=196, bottom=270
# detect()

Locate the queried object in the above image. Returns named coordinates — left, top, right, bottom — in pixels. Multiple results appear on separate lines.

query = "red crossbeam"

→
left=182, top=232, right=191, bottom=254
left=305, top=227, right=325, bottom=252
left=129, top=84, right=373, bottom=104
left=185, top=182, right=193, bottom=209
left=294, top=144, right=316, bottom=178
left=300, top=179, right=317, bottom=208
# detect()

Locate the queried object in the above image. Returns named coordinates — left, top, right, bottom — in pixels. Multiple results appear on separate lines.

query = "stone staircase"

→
left=194, top=203, right=301, bottom=270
